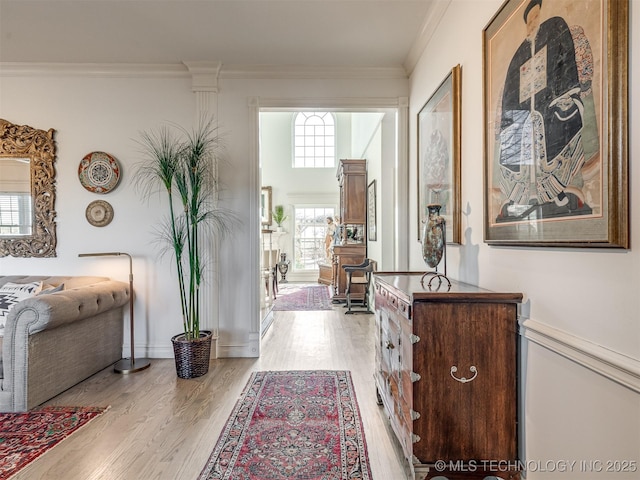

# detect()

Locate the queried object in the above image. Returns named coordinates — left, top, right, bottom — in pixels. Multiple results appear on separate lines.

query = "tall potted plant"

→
left=134, top=118, right=232, bottom=379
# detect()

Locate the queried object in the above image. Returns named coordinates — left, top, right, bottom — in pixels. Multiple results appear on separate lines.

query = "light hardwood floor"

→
left=15, top=307, right=410, bottom=479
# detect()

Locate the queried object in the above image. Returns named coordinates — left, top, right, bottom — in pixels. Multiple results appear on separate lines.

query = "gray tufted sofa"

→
left=0, top=275, right=129, bottom=412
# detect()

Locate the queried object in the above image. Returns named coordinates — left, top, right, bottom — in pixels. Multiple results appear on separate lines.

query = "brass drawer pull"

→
left=450, top=365, right=478, bottom=384
left=386, top=340, right=395, bottom=350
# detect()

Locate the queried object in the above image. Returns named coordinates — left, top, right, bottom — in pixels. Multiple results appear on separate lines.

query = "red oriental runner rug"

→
left=272, top=285, right=333, bottom=311
left=0, top=406, right=107, bottom=479
left=198, top=370, right=372, bottom=480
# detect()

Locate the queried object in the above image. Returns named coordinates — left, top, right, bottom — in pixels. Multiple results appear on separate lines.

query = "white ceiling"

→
left=0, top=0, right=437, bottom=74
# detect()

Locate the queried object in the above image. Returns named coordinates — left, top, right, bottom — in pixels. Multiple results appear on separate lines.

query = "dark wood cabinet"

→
left=331, top=159, right=367, bottom=301
left=374, top=272, right=522, bottom=480
left=317, top=262, right=333, bottom=286
left=332, top=244, right=366, bottom=300
left=337, top=159, right=367, bottom=229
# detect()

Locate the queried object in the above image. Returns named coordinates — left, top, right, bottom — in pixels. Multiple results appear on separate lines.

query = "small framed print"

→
left=417, top=64, right=462, bottom=244
left=261, top=186, right=272, bottom=226
left=367, top=180, right=377, bottom=242
left=482, top=0, right=628, bottom=247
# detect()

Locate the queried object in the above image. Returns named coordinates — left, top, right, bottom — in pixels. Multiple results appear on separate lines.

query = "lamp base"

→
left=114, top=358, right=151, bottom=374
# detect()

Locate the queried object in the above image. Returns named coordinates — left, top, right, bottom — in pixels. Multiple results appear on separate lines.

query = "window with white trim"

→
left=293, top=112, right=336, bottom=168
left=294, top=206, right=335, bottom=270
left=0, top=193, right=32, bottom=235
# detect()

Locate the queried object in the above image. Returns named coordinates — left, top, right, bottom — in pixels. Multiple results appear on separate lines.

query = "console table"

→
left=373, top=272, right=523, bottom=480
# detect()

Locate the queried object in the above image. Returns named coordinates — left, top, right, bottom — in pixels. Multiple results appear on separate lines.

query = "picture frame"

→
left=261, top=186, right=272, bottom=226
left=482, top=0, right=628, bottom=248
left=417, top=64, right=462, bottom=244
left=367, top=180, right=377, bottom=242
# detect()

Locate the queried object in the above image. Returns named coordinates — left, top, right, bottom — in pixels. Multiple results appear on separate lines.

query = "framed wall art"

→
left=417, top=64, right=462, bottom=244
left=483, top=0, right=628, bottom=247
left=367, top=180, right=377, bottom=242
left=261, top=186, right=272, bottom=226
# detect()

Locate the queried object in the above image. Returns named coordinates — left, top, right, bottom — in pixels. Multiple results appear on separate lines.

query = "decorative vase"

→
left=171, top=330, right=212, bottom=379
left=421, top=204, right=445, bottom=270
left=277, top=252, right=290, bottom=283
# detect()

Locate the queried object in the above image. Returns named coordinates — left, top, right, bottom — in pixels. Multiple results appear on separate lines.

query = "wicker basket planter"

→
left=171, top=330, right=213, bottom=379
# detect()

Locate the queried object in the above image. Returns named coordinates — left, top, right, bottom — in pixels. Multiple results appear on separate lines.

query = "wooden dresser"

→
left=373, top=272, right=522, bottom=480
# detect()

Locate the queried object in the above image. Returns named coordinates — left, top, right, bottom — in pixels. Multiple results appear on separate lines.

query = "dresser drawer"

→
left=397, top=297, right=411, bottom=319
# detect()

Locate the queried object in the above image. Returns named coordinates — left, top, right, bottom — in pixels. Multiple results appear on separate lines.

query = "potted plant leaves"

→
left=134, top=118, right=233, bottom=378
left=272, top=204, right=288, bottom=232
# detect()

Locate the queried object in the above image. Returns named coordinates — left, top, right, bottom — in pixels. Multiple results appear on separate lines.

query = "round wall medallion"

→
left=85, top=200, right=114, bottom=227
left=78, top=151, right=121, bottom=193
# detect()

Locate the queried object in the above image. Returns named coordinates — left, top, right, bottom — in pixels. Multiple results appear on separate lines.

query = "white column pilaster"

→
left=396, top=96, right=409, bottom=270
left=184, top=61, right=222, bottom=357
left=248, top=96, right=261, bottom=355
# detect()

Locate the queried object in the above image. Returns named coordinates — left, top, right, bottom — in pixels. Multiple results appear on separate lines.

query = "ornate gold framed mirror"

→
left=0, top=119, right=57, bottom=257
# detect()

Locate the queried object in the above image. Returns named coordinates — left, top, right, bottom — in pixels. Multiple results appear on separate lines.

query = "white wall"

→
left=0, top=72, right=196, bottom=357
left=0, top=68, right=409, bottom=359
left=408, top=1, right=639, bottom=476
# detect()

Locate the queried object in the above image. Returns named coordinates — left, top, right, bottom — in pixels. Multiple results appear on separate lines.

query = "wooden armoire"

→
left=331, top=159, right=367, bottom=301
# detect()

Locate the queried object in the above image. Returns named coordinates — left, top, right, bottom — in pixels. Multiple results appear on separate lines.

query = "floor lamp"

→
left=78, top=252, right=151, bottom=374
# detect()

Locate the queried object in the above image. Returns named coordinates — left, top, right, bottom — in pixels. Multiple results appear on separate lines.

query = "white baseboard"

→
left=125, top=334, right=222, bottom=360
left=217, top=333, right=261, bottom=358
left=521, top=318, right=640, bottom=393
left=127, top=344, right=173, bottom=359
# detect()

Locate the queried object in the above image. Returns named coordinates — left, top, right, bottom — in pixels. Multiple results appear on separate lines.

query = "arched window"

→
left=293, top=112, right=335, bottom=168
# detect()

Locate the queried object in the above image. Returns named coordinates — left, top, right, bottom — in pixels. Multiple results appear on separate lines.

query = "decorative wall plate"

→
left=78, top=151, right=121, bottom=193
left=85, top=200, right=114, bottom=227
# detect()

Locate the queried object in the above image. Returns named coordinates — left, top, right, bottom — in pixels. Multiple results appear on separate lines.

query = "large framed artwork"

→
left=483, top=0, right=628, bottom=247
left=418, top=64, right=462, bottom=244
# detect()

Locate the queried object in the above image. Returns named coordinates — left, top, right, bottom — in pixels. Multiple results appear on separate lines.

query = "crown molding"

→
left=0, top=62, right=188, bottom=78
left=403, top=0, right=452, bottom=76
left=0, top=62, right=408, bottom=80
left=183, top=61, right=222, bottom=92
left=220, top=64, right=408, bottom=80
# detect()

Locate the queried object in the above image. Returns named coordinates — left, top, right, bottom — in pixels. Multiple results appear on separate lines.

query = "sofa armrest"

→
left=1, top=279, right=128, bottom=411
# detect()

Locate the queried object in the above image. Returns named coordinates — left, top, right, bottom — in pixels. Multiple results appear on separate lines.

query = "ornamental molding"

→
left=0, top=62, right=408, bottom=80
left=521, top=318, right=640, bottom=394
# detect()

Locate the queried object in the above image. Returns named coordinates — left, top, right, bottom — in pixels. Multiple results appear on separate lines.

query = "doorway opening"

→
left=258, top=107, right=400, bottom=335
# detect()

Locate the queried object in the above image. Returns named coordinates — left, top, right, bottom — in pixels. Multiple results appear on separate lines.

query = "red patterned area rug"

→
left=0, top=406, right=107, bottom=479
left=272, top=284, right=333, bottom=311
left=198, top=370, right=372, bottom=480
